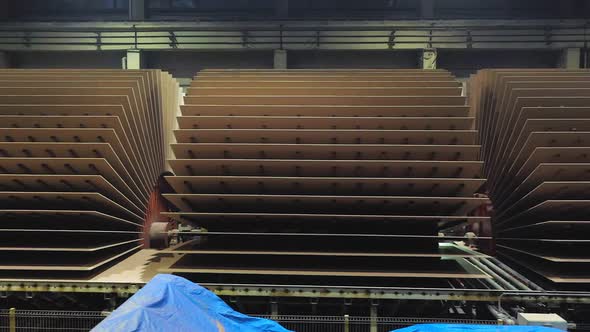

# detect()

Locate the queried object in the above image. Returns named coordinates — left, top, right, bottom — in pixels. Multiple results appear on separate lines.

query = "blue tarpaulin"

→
left=91, top=274, right=292, bottom=332
left=393, top=324, right=563, bottom=332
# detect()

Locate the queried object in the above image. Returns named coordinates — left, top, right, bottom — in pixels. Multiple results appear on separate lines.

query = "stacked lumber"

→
left=472, top=69, right=590, bottom=287
left=162, top=69, right=489, bottom=286
left=0, top=69, right=179, bottom=278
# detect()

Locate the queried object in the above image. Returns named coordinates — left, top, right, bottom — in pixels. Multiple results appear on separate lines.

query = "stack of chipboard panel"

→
left=0, top=69, right=179, bottom=278
left=472, top=69, right=590, bottom=288
left=161, top=69, right=490, bottom=287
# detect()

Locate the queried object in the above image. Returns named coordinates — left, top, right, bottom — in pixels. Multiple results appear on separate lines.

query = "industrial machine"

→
left=1, top=68, right=590, bottom=327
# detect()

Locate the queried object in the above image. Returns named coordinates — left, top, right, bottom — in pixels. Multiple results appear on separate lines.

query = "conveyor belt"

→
left=472, top=69, right=590, bottom=288
left=0, top=69, right=179, bottom=278
left=161, top=69, right=488, bottom=286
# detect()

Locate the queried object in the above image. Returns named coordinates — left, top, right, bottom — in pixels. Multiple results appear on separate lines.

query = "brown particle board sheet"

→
left=186, top=86, right=463, bottom=96
left=184, top=95, right=467, bottom=106
left=162, top=239, right=483, bottom=258
left=173, top=129, right=476, bottom=145
left=499, top=220, right=590, bottom=236
left=180, top=105, right=471, bottom=117
left=496, top=242, right=590, bottom=263
left=163, top=193, right=486, bottom=216
left=164, top=176, right=485, bottom=197
left=0, top=157, right=144, bottom=206
left=498, top=249, right=590, bottom=284
left=0, top=209, right=142, bottom=229
left=482, top=95, right=590, bottom=176
left=168, top=159, right=483, bottom=178
left=176, top=116, right=475, bottom=130
left=191, top=80, right=461, bottom=88
left=162, top=211, right=488, bottom=223
left=170, top=143, right=480, bottom=161
left=498, top=163, right=590, bottom=210
left=496, top=147, right=590, bottom=201
left=471, top=69, right=590, bottom=286
left=0, top=191, right=142, bottom=222
left=0, top=174, right=143, bottom=215
left=0, top=237, right=142, bottom=252
left=161, top=211, right=489, bottom=231
left=489, top=112, right=590, bottom=190
left=0, top=127, right=150, bottom=193
left=0, top=69, right=180, bottom=279
left=159, top=253, right=489, bottom=281
left=0, top=86, right=157, bottom=181
left=495, top=131, right=590, bottom=192
left=0, top=245, right=143, bottom=271
left=0, top=142, right=146, bottom=203
left=497, top=181, right=590, bottom=219
left=195, top=73, right=455, bottom=81
left=496, top=120, right=590, bottom=178
left=161, top=69, right=488, bottom=286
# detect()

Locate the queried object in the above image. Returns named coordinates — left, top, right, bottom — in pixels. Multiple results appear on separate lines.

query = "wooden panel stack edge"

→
left=0, top=69, right=180, bottom=278
left=161, top=69, right=490, bottom=287
left=471, top=69, right=590, bottom=288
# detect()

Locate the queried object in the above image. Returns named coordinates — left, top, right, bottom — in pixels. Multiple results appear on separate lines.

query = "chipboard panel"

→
left=161, top=69, right=490, bottom=287
left=0, top=69, right=179, bottom=278
left=472, top=69, right=590, bottom=288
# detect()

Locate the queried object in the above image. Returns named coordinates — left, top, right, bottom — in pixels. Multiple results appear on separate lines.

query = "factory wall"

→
left=11, top=51, right=125, bottom=69
left=287, top=50, right=419, bottom=69
left=438, top=50, right=562, bottom=77
left=145, top=51, right=274, bottom=80
left=4, top=49, right=565, bottom=80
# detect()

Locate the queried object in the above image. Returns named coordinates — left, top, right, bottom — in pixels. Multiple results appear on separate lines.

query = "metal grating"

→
left=161, top=69, right=489, bottom=286
left=0, top=69, right=179, bottom=278
left=471, top=69, right=590, bottom=287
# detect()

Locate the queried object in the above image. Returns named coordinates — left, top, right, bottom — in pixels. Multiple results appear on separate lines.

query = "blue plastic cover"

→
left=393, top=324, right=563, bottom=332
left=92, top=274, right=292, bottom=332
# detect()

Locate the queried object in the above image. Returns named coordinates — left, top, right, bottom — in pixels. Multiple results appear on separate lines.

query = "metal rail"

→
left=0, top=310, right=499, bottom=331
left=1, top=244, right=590, bottom=303
left=3, top=280, right=590, bottom=304
left=0, top=19, right=588, bottom=51
left=0, top=309, right=107, bottom=332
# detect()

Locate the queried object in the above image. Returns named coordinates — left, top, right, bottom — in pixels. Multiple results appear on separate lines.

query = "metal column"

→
left=370, top=302, right=378, bottom=332
left=273, top=49, right=288, bottom=69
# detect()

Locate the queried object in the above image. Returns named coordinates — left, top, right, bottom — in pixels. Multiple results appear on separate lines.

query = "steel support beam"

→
left=370, top=301, right=378, bottom=332
left=422, top=48, right=437, bottom=69
left=274, top=49, right=287, bottom=69
left=0, top=19, right=589, bottom=51
left=561, top=48, right=581, bottom=69
left=129, top=0, right=146, bottom=21
left=4, top=280, right=590, bottom=304
left=125, top=49, right=143, bottom=69
left=270, top=299, right=279, bottom=319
